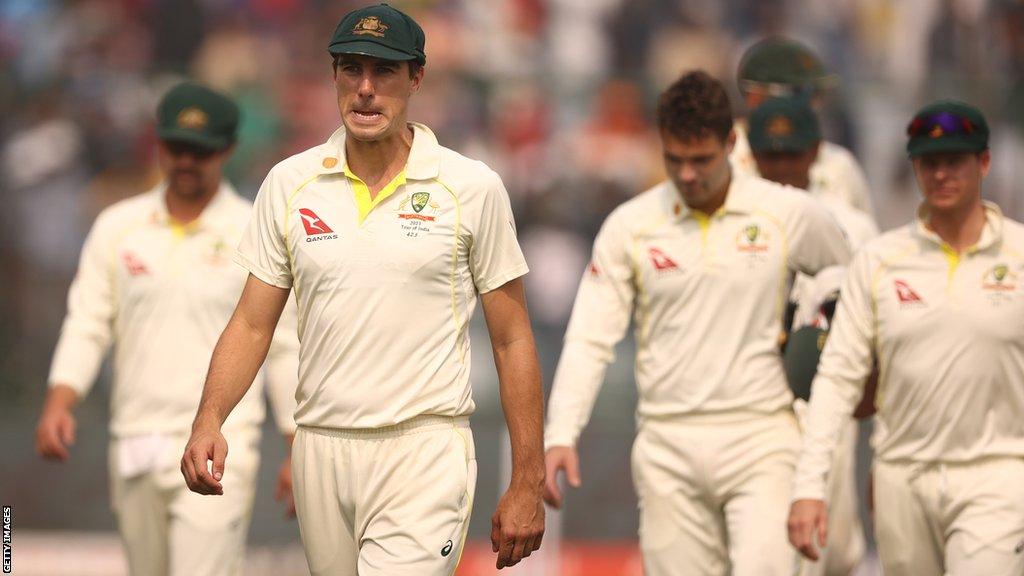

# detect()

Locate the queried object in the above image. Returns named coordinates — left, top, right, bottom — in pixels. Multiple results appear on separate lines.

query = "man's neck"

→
left=926, top=200, right=987, bottom=253
left=688, top=172, right=732, bottom=216
left=346, top=125, right=414, bottom=197
left=166, top=184, right=219, bottom=225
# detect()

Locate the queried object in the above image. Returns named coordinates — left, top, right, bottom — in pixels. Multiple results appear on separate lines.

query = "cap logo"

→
left=176, top=107, right=208, bottom=130
left=929, top=124, right=944, bottom=138
left=766, top=116, right=794, bottom=137
left=353, top=16, right=388, bottom=37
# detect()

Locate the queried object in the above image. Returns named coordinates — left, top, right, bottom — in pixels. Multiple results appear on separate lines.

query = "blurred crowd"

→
left=3, top=0, right=1024, bottom=538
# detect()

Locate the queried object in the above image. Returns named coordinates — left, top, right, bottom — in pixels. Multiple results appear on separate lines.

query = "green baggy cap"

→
left=328, top=3, right=426, bottom=65
left=156, top=82, right=239, bottom=152
left=738, top=37, right=837, bottom=94
left=747, top=96, right=821, bottom=153
left=906, top=100, right=989, bottom=157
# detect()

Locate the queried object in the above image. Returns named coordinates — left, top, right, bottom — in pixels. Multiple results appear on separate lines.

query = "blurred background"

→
left=3, top=0, right=1024, bottom=574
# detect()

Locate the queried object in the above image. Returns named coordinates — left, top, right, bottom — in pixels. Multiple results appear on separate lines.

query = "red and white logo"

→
left=648, top=247, right=679, bottom=272
left=122, top=251, right=150, bottom=276
left=894, top=280, right=924, bottom=305
left=299, top=208, right=334, bottom=235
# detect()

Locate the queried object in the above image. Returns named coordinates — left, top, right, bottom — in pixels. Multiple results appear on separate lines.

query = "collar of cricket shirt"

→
left=669, top=171, right=759, bottom=223
left=914, top=200, right=1004, bottom=254
left=316, top=122, right=441, bottom=181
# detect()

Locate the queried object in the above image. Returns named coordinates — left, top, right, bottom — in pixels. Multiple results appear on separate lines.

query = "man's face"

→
left=334, top=54, right=423, bottom=142
left=753, top=143, right=819, bottom=190
left=912, top=150, right=989, bottom=213
left=157, top=141, right=231, bottom=199
left=661, top=130, right=735, bottom=212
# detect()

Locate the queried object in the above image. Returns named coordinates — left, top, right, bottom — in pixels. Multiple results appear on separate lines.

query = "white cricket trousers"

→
left=874, top=457, right=1024, bottom=576
left=292, top=415, right=477, bottom=576
left=794, top=410, right=865, bottom=576
left=631, top=410, right=801, bottom=576
left=109, top=428, right=261, bottom=576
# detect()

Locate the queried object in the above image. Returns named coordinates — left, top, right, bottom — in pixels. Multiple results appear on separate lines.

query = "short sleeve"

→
left=235, top=169, right=293, bottom=288
left=469, top=171, right=529, bottom=293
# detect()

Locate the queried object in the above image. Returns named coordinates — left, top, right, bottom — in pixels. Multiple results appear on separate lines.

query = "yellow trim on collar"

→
left=169, top=218, right=198, bottom=239
left=345, top=168, right=407, bottom=224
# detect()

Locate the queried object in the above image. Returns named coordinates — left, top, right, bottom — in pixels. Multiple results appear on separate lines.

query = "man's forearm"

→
left=494, top=338, right=545, bottom=489
left=193, top=315, right=275, bottom=430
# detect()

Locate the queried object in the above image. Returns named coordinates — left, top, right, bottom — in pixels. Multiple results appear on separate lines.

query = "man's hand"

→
left=181, top=426, right=228, bottom=496
left=274, top=456, right=296, bottom=518
left=788, top=499, right=829, bottom=561
left=35, top=385, right=79, bottom=462
left=543, top=446, right=581, bottom=508
left=491, top=483, right=545, bottom=569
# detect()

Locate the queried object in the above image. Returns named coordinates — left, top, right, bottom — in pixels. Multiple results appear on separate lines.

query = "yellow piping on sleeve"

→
left=433, top=178, right=464, bottom=363
left=285, top=173, right=323, bottom=305
left=869, top=245, right=917, bottom=411
left=630, top=214, right=668, bottom=354
left=753, top=209, right=790, bottom=326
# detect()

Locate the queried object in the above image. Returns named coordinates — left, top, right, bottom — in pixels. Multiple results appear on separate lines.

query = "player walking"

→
left=788, top=101, right=1024, bottom=576
left=35, top=82, right=300, bottom=576
left=180, top=4, right=546, bottom=574
left=543, top=71, right=851, bottom=576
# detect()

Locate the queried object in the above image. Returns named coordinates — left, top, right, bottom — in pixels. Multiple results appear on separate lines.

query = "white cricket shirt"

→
left=236, top=123, right=528, bottom=429
left=49, top=183, right=300, bottom=438
left=545, top=174, right=852, bottom=448
left=793, top=202, right=1024, bottom=500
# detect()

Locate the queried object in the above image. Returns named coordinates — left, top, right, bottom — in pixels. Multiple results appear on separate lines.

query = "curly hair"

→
left=656, top=71, right=733, bottom=141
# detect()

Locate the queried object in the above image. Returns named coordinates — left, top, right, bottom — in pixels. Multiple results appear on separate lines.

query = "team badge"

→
left=737, top=223, right=769, bottom=253
left=397, top=192, right=440, bottom=237
left=176, top=107, right=208, bottom=130
left=411, top=191, right=430, bottom=213
left=766, top=116, right=794, bottom=137
left=352, top=16, right=388, bottom=37
left=205, top=238, right=229, bottom=265
left=982, top=263, right=1017, bottom=292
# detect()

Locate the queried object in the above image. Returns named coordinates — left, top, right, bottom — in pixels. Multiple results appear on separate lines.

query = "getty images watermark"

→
left=2, top=505, right=10, bottom=574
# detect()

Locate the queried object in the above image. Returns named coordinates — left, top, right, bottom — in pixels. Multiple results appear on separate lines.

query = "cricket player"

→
left=34, top=82, right=300, bottom=576
left=180, top=4, right=546, bottom=575
left=732, top=37, right=874, bottom=216
left=543, top=71, right=852, bottom=576
left=747, top=96, right=876, bottom=576
left=788, top=100, right=1024, bottom=576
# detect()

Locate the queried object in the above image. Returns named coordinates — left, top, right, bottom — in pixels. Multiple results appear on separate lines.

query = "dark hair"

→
left=332, top=55, right=422, bottom=79
left=656, top=70, right=733, bottom=141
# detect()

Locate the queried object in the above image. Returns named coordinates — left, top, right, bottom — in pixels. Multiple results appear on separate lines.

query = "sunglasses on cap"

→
left=906, top=112, right=979, bottom=139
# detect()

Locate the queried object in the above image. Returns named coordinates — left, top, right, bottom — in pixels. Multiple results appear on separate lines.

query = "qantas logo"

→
left=122, top=251, right=150, bottom=276
left=299, top=208, right=338, bottom=242
left=648, top=247, right=679, bottom=272
left=894, top=280, right=925, bottom=307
